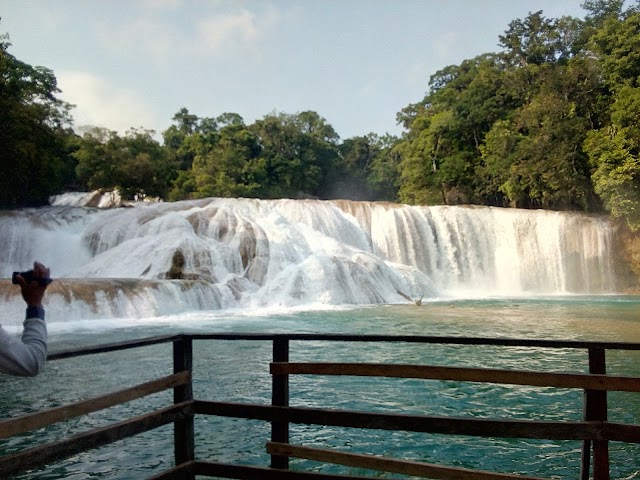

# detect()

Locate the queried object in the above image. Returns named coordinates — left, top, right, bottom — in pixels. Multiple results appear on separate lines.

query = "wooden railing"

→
left=1, top=333, right=639, bottom=480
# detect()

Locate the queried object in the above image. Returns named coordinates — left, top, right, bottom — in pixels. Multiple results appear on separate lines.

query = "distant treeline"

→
left=1, top=1, right=639, bottom=233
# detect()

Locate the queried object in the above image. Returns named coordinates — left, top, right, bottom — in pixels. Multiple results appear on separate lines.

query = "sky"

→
left=2, top=0, right=589, bottom=140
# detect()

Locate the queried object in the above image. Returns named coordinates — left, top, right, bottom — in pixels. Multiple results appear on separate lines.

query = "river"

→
left=0, top=197, right=638, bottom=478
left=2, top=298, right=639, bottom=479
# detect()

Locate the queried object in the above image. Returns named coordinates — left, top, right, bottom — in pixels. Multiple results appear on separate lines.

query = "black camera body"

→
left=12, top=270, right=52, bottom=287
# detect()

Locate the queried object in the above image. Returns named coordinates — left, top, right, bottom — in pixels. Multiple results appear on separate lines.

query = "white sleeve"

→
left=0, top=310, right=48, bottom=377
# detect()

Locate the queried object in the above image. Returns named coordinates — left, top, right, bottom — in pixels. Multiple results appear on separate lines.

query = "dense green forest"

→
left=1, top=1, right=639, bottom=233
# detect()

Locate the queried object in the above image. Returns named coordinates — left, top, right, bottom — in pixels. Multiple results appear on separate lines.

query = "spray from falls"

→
left=0, top=196, right=619, bottom=323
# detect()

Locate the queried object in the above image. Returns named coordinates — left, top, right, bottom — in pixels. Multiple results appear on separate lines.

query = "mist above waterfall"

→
left=0, top=196, right=618, bottom=322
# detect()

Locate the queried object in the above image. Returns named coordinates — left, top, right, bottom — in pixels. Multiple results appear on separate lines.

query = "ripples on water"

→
left=1, top=297, right=639, bottom=479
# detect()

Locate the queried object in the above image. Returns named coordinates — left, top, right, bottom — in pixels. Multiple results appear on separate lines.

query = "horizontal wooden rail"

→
left=267, top=441, right=547, bottom=480
left=192, top=460, right=387, bottom=479
left=0, top=401, right=193, bottom=478
left=187, top=333, right=640, bottom=350
left=195, top=401, right=602, bottom=441
left=45, top=333, right=640, bottom=362
left=271, top=362, right=640, bottom=392
left=0, top=371, right=190, bottom=439
left=146, top=460, right=195, bottom=480
left=602, top=422, right=640, bottom=443
left=48, top=334, right=182, bottom=360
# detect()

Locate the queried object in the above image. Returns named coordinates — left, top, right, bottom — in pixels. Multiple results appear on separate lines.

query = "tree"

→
left=397, top=108, right=455, bottom=205
left=295, top=110, right=340, bottom=144
left=477, top=52, right=600, bottom=210
left=585, top=86, right=640, bottom=230
left=499, top=11, right=579, bottom=67
left=588, top=11, right=640, bottom=89
left=334, top=133, right=399, bottom=201
left=216, top=112, right=245, bottom=128
left=72, top=127, right=120, bottom=191
left=477, top=120, right=522, bottom=206
left=396, top=55, right=516, bottom=205
left=117, top=128, right=177, bottom=198
left=367, top=134, right=401, bottom=201
left=163, top=108, right=218, bottom=171
left=250, top=112, right=341, bottom=199
left=582, top=0, right=626, bottom=26
left=485, top=92, right=593, bottom=209
left=0, top=26, right=76, bottom=207
left=73, top=127, right=177, bottom=199
left=190, top=122, right=264, bottom=198
left=393, top=7, right=617, bottom=211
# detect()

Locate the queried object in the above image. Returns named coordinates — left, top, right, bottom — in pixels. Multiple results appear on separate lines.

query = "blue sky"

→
left=2, top=0, right=588, bottom=140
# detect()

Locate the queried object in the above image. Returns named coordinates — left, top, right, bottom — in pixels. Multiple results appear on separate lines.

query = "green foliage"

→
left=167, top=171, right=196, bottom=202
left=585, top=86, right=640, bottom=230
left=165, top=109, right=347, bottom=201
left=163, top=107, right=219, bottom=171
left=365, top=134, right=401, bottom=201
left=191, top=122, right=264, bottom=198
left=335, top=133, right=400, bottom=201
left=72, top=127, right=177, bottom=199
left=582, top=0, right=626, bottom=25
left=580, top=7, right=640, bottom=230
left=0, top=26, right=76, bottom=208
left=4, top=2, right=640, bottom=227
left=251, top=111, right=341, bottom=199
left=478, top=89, right=594, bottom=210
left=398, top=55, right=517, bottom=205
left=499, top=11, right=578, bottom=67
left=393, top=0, right=639, bottom=232
left=589, top=11, right=640, bottom=88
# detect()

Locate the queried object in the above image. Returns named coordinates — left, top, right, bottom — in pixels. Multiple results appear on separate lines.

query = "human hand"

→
left=15, top=261, right=51, bottom=308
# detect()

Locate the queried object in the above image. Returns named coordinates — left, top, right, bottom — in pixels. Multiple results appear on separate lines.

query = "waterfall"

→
left=0, top=196, right=618, bottom=323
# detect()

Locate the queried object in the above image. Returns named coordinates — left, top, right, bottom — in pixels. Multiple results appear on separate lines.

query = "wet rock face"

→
left=165, top=250, right=201, bottom=280
left=167, top=250, right=186, bottom=279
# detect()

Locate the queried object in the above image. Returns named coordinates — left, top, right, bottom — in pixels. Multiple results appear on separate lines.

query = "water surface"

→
left=2, top=297, right=640, bottom=479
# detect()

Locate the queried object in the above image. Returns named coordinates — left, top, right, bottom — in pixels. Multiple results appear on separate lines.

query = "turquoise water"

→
left=2, top=296, right=640, bottom=479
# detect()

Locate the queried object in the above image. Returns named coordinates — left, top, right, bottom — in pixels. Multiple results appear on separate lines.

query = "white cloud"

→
left=57, top=71, right=158, bottom=134
left=196, top=10, right=260, bottom=54
left=95, top=18, right=176, bottom=66
left=94, top=6, right=281, bottom=65
left=194, top=8, right=283, bottom=58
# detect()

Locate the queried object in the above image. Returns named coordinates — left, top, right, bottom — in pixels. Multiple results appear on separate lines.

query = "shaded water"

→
left=2, top=297, right=640, bottom=479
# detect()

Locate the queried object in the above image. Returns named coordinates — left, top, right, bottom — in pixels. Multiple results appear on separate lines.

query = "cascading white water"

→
left=0, top=195, right=618, bottom=323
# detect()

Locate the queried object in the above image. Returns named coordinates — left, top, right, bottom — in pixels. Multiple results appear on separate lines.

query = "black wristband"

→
left=26, top=306, right=45, bottom=321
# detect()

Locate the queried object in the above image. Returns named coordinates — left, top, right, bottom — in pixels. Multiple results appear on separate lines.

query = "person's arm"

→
left=0, top=307, right=47, bottom=377
left=0, top=262, right=50, bottom=377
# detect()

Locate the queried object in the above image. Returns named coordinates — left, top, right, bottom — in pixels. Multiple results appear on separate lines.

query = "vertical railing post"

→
left=580, top=347, right=609, bottom=480
left=173, top=336, right=195, bottom=478
left=271, top=336, right=289, bottom=469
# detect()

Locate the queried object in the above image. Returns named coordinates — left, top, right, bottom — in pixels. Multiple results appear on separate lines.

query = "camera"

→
left=12, top=270, right=52, bottom=287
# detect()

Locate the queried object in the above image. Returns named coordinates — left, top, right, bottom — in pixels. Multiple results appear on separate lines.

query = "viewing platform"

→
left=1, top=333, right=639, bottom=479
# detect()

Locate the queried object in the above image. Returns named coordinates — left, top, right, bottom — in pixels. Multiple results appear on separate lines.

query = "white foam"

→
left=0, top=198, right=617, bottom=323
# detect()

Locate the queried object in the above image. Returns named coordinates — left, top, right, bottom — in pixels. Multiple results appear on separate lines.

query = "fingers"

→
left=33, top=261, right=45, bottom=276
left=32, top=261, right=51, bottom=280
left=15, top=274, right=28, bottom=288
left=20, top=264, right=49, bottom=308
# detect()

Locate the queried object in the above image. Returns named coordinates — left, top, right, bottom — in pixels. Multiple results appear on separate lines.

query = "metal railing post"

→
left=271, top=337, right=289, bottom=469
left=581, top=347, right=609, bottom=480
left=173, top=336, right=195, bottom=478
